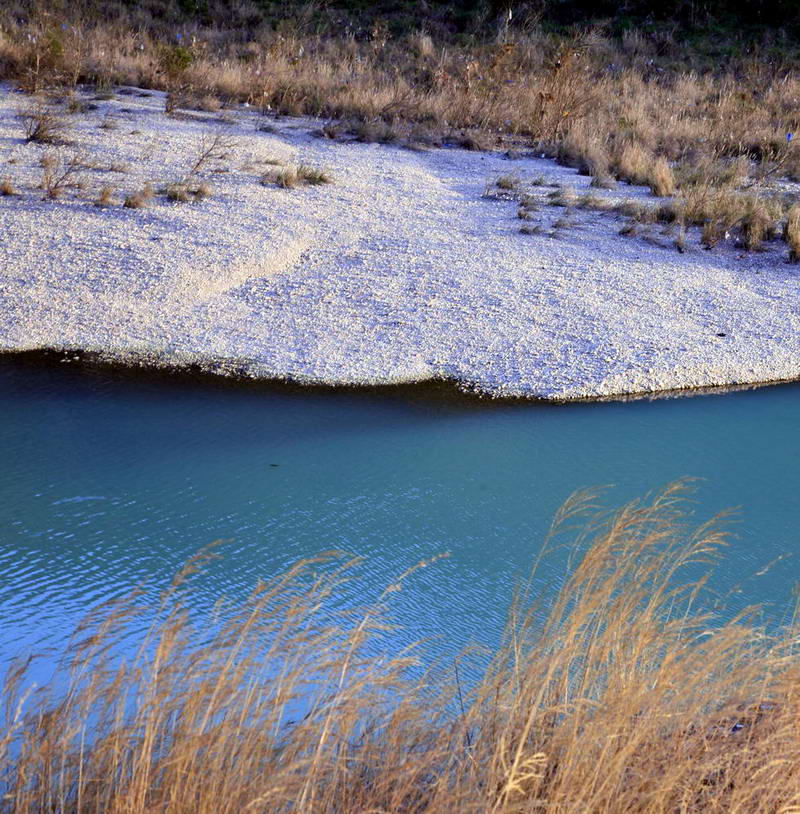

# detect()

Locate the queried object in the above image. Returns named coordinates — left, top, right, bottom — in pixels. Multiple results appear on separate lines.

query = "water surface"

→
left=1, top=360, right=799, bottom=685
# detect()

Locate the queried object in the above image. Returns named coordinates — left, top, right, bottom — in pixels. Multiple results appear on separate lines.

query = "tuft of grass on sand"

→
left=784, top=203, right=800, bottom=261
left=165, top=181, right=212, bottom=202
left=262, top=163, right=332, bottom=189
left=0, top=177, right=16, bottom=196
left=3, top=484, right=798, bottom=812
left=94, top=184, right=115, bottom=206
left=649, top=157, right=676, bottom=197
left=123, top=182, right=154, bottom=209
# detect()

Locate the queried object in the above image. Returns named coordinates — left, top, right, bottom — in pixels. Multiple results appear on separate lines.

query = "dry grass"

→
left=263, top=163, right=331, bottom=189
left=165, top=181, right=212, bottom=202
left=649, top=156, right=676, bottom=197
left=39, top=150, right=84, bottom=199
left=20, top=99, right=68, bottom=144
left=0, top=177, right=16, bottom=196
left=785, top=203, right=800, bottom=261
left=94, top=184, right=115, bottom=206
left=2, top=484, right=800, bottom=812
left=123, top=182, right=154, bottom=209
left=2, top=10, right=800, bottom=252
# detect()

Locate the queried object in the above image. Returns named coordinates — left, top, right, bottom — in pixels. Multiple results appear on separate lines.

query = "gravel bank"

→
left=1, top=85, right=798, bottom=399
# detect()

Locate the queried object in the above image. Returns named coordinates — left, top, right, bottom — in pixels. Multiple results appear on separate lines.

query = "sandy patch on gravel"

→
left=1, top=84, right=798, bottom=399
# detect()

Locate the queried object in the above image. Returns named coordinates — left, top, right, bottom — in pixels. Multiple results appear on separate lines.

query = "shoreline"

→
left=3, top=347, right=798, bottom=406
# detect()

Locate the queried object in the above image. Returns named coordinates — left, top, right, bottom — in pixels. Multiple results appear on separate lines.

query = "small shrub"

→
left=21, top=102, right=68, bottom=145
left=355, top=119, right=401, bottom=144
left=458, top=130, right=493, bottom=151
left=273, top=167, right=298, bottom=188
left=198, top=95, right=222, bottom=112
left=66, top=96, right=89, bottom=115
left=40, top=151, right=83, bottom=199
left=578, top=191, right=614, bottom=211
left=187, top=133, right=235, bottom=178
left=553, top=213, right=577, bottom=230
left=701, top=219, right=726, bottom=249
left=193, top=182, right=212, bottom=200
left=166, top=183, right=191, bottom=202
left=159, top=44, right=195, bottom=82
left=591, top=173, right=617, bottom=189
left=124, top=183, right=154, bottom=209
left=547, top=185, right=577, bottom=207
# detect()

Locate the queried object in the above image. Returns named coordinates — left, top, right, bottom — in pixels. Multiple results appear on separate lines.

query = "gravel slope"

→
left=1, top=85, right=799, bottom=399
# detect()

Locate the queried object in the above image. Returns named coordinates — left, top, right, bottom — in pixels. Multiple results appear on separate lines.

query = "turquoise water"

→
left=1, top=359, right=799, bottom=685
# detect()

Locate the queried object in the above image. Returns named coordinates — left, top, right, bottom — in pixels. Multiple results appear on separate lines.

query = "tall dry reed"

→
left=2, top=483, right=799, bottom=812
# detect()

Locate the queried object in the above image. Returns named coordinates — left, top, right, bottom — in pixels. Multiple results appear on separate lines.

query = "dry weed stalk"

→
left=20, top=100, right=68, bottom=144
left=39, top=150, right=84, bottom=198
left=2, top=485, right=799, bottom=812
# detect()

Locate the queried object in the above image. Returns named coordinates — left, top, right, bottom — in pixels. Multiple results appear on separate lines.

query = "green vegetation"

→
left=2, top=485, right=800, bottom=812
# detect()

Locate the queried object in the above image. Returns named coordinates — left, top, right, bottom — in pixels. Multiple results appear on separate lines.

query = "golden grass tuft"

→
left=0, top=177, right=16, bottom=196
left=123, top=182, right=154, bottom=209
left=613, top=142, right=653, bottom=187
left=784, top=203, right=800, bottom=261
left=648, top=156, right=676, bottom=197
left=94, top=184, right=114, bottom=206
left=2, top=485, right=800, bottom=812
left=262, top=163, right=331, bottom=189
